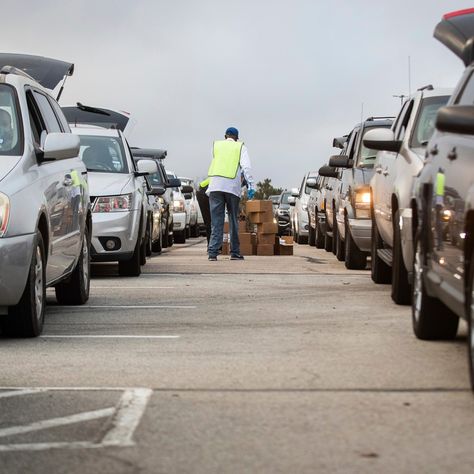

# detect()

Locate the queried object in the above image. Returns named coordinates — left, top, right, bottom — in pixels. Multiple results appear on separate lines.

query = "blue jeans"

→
left=208, top=191, right=241, bottom=257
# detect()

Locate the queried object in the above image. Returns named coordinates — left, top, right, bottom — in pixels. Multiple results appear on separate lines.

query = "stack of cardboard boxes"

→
left=220, top=200, right=294, bottom=256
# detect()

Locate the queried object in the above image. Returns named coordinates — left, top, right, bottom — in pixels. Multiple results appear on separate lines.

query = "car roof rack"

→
left=0, top=65, right=35, bottom=82
left=76, top=102, right=111, bottom=116
left=365, top=116, right=395, bottom=121
left=417, top=84, right=434, bottom=91
left=131, top=147, right=168, bottom=160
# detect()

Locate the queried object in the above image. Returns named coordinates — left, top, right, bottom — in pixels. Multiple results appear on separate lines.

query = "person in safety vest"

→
left=196, top=178, right=212, bottom=245
left=207, top=127, right=255, bottom=261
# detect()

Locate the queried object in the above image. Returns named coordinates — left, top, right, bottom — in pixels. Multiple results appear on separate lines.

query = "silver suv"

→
left=0, top=54, right=91, bottom=337
left=365, top=87, right=451, bottom=304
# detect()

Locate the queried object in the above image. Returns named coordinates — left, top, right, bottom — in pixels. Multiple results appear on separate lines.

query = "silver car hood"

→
left=0, top=156, right=21, bottom=183
left=88, top=172, right=134, bottom=196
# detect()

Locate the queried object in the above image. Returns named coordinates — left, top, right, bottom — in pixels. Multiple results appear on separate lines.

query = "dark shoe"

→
left=208, top=256, right=217, bottom=261
left=230, top=254, right=244, bottom=260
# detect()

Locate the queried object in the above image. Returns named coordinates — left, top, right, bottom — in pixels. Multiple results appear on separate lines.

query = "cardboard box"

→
left=248, top=211, right=273, bottom=224
left=279, top=235, right=294, bottom=246
left=239, top=232, right=257, bottom=246
left=246, top=200, right=273, bottom=214
left=240, top=243, right=256, bottom=256
left=257, top=233, right=276, bottom=245
left=238, top=221, right=247, bottom=232
left=257, top=244, right=274, bottom=256
left=257, top=222, right=278, bottom=234
left=278, top=245, right=293, bottom=256
left=221, top=242, right=230, bottom=255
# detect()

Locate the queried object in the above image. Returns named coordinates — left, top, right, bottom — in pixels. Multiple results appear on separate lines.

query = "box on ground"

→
left=221, top=242, right=230, bottom=255
left=257, top=233, right=276, bottom=245
left=238, top=221, right=247, bottom=232
left=240, top=243, right=256, bottom=256
left=239, top=232, right=256, bottom=246
left=246, top=200, right=273, bottom=214
left=257, top=244, right=274, bottom=256
left=248, top=211, right=273, bottom=224
left=257, top=222, right=278, bottom=234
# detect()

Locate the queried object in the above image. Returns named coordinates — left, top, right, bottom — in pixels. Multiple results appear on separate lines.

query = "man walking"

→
left=207, top=127, right=254, bottom=261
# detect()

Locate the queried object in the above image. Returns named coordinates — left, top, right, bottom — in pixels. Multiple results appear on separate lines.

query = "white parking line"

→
left=0, top=389, right=46, bottom=399
left=92, top=287, right=176, bottom=290
left=41, top=335, right=180, bottom=339
left=49, top=305, right=196, bottom=310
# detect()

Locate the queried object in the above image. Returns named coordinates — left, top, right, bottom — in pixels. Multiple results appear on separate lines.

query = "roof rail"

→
left=131, top=147, right=168, bottom=160
left=0, top=65, right=35, bottom=82
left=365, top=116, right=395, bottom=121
left=76, top=102, right=111, bottom=116
left=417, top=84, right=434, bottom=91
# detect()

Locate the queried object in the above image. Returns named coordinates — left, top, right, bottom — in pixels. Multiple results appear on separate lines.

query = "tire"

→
left=168, top=231, right=174, bottom=247
left=308, top=225, right=316, bottom=246
left=467, top=247, right=474, bottom=390
left=2, top=232, right=46, bottom=337
left=315, top=215, right=325, bottom=249
left=174, top=229, right=186, bottom=244
left=411, top=233, right=458, bottom=340
left=334, top=213, right=345, bottom=261
left=191, top=223, right=199, bottom=238
left=162, top=217, right=169, bottom=248
left=371, top=213, right=391, bottom=283
left=391, top=210, right=411, bottom=305
left=145, top=219, right=152, bottom=257
left=324, top=218, right=333, bottom=252
left=55, top=225, right=91, bottom=305
left=296, top=232, right=307, bottom=244
left=344, top=218, right=367, bottom=270
left=186, top=226, right=191, bottom=239
left=118, top=227, right=142, bottom=277
left=152, top=228, right=163, bottom=253
left=140, top=232, right=147, bottom=266
left=331, top=211, right=337, bottom=255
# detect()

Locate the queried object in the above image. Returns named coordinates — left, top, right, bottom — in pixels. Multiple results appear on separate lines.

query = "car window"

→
left=392, top=100, right=412, bottom=140
left=280, top=192, right=290, bottom=204
left=148, top=166, right=165, bottom=186
left=33, top=91, right=61, bottom=133
left=78, top=135, right=129, bottom=173
left=357, top=127, right=388, bottom=168
left=346, top=130, right=358, bottom=161
left=410, top=95, right=450, bottom=148
left=395, top=100, right=414, bottom=141
left=0, top=84, right=22, bottom=155
left=48, top=97, right=71, bottom=132
left=456, top=71, right=474, bottom=105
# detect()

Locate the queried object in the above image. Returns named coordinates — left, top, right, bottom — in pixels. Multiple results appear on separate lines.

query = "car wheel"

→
left=391, top=210, right=411, bottom=305
left=334, top=214, right=345, bottom=261
left=55, top=224, right=91, bottom=305
left=174, top=229, right=186, bottom=244
left=168, top=231, right=174, bottom=247
left=315, top=215, right=325, bottom=249
left=119, top=227, right=142, bottom=277
left=308, top=225, right=316, bottom=246
left=145, top=219, right=153, bottom=257
left=411, top=233, right=458, bottom=340
left=324, top=219, right=333, bottom=252
left=344, top=218, right=367, bottom=270
left=185, top=226, right=191, bottom=239
left=152, top=227, right=163, bottom=253
left=162, top=217, right=169, bottom=248
left=3, top=232, right=46, bottom=337
left=191, top=223, right=199, bottom=238
left=468, top=247, right=474, bottom=390
left=296, top=232, right=307, bottom=244
left=371, top=212, right=391, bottom=283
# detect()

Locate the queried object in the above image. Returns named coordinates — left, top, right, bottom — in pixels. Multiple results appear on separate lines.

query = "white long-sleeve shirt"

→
left=208, top=138, right=254, bottom=198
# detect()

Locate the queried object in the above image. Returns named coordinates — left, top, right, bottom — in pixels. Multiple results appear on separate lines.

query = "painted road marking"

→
left=91, top=287, right=176, bottom=289
left=0, top=388, right=152, bottom=452
left=0, top=389, right=46, bottom=399
left=48, top=305, right=196, bottom=310
left=41, top=335, right=180, bottom=339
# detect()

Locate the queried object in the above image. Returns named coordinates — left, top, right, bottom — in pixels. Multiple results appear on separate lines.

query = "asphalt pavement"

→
left=0, top=238, right=473, bottom=474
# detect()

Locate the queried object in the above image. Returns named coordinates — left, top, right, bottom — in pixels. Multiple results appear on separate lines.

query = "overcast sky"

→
left=4, top=1, right=472, bottom=188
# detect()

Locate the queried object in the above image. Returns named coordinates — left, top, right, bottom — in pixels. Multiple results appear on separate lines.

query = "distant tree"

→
left=254, top=178, right=283, bottom=200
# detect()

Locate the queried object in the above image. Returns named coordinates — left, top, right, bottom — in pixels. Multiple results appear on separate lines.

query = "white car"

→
left=179, top=177, right=199, bottom=237
left=365, top=86, right=452, bottom=304
left=167, top=170, right=187, bottom=243
left=291, top=171, right=318, bottom=244
left=71, top=125, right=157, bottom=276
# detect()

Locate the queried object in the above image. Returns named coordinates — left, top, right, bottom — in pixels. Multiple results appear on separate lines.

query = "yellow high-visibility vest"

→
left=436, top=171, right=445, bottom=197
left=199, top=178, right=210, bottom=188
left=208, top=140, right=243, bottom=179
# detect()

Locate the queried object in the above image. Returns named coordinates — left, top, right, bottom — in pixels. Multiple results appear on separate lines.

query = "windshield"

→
left=357, top=126, right=389, bottom=168
left=167, top=172, right=180, bottom=191
left=148, top=168, right=165, bottom=186
left=280, top=192, right=290, bottom=204
left=410, top=96, right=449, bottom=148
left=79, top=135, right=129, bottom=173
left=0, top=85, right=22, bottom=156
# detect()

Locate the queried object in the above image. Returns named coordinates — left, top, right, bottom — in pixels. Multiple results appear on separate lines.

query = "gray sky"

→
left=4, top=1, right=472, bottom=188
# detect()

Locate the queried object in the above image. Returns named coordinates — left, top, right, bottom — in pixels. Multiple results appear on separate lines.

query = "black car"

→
left=276, top=191, right=292, bottom=235
left=131, top=148, right=180, bottom=248
left=411, top=8, right=474, bottom=388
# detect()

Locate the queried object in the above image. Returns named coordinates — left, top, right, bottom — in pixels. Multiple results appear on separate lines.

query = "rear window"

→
left=0, top=84, right=22, bottom=156
left=78, top=135, right=129, bottom=173
left=410, top=96, right=450, bottom=148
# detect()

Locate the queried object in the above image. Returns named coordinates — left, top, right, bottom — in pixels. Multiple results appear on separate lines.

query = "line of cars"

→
left=0, top=53, right=202, bottom=338
left=290, top=9, right=474, bottom=389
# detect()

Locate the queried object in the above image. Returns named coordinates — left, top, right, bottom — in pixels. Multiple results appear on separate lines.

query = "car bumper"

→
left=173, top=212, right=186, bottom=231
left=90, top=210, right=140, bottom=262
left=0, top=233, right=35, bottom=309
left=347, top=218, right=371, bottom=252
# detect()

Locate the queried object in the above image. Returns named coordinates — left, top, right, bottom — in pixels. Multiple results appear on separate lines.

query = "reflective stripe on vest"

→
left=208, top=140, right=243, bottom=179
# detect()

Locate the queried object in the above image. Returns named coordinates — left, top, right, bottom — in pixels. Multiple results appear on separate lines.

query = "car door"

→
left=429, top=75, right=474, bottom=299
left=27, top=89, right=79, bottom=282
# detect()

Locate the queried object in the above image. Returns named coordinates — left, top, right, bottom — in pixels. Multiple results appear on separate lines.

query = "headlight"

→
left=173, top=200, right=185, bottom=212
left=93, top=194, right=132, bottom=213
left=354, top=189, right=371, bottom=219
left=0, top=192, right=10, bottom=237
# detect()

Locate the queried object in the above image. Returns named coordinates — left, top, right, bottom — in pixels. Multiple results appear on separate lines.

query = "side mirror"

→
left=42, top=133, right=80, bottom=161
left=318, top=165, right=338, bottom=178
left=306, top=177, right=318, bottom=188
left=332, top=136, right=347, bottom=149
left=291, top=187, right=299, bottom=197
left=363, top=128, right=401, bottom=153
left=329, top=155, right=352, bottom=168
left=148, top=185, right=166, bottom=196
left=167, top=177, right=181, bottom=188
left=136, top=159, right=158, bottom=176
left=288, top=196, right=296, bottom=206
left=181, top=184, right=194, bottom=194
left=436, top=105, right=474, bottom=135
